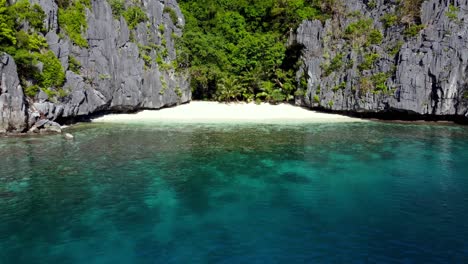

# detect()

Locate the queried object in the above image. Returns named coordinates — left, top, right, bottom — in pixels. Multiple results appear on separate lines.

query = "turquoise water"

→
left=1, top=122, right=468, bottom=263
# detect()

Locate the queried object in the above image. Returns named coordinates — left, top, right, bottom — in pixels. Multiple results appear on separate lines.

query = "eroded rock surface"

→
left=295, top=0, right=468, bottom=120
left=0, top=54, right=28, bottom=133
left=1, top=0, right=191, bottom=133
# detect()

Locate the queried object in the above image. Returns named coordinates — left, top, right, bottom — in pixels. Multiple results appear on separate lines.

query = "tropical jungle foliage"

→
left=0, top=0, right=66, bottom=98
left=177, top=0, right=338, bottom=103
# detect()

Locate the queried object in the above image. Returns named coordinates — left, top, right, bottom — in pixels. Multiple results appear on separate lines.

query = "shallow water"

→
left=1, top=122, right=468, bottom=263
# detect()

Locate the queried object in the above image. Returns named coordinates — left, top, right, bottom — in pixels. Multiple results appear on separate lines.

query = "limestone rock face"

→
left=2, top=0, right=190, bottom=133
left=0, top=54, right=28, bottom=133
left=294, top=0, right=468, bottom=120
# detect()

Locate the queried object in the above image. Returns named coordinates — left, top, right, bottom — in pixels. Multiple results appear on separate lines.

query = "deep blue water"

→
left=1, top=121, right=468, bottom=263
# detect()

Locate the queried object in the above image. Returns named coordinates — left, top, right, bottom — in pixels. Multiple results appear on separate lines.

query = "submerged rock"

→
left=41, top=121, right=62, bottom=134
left=28, top=119, right=62, bottom=134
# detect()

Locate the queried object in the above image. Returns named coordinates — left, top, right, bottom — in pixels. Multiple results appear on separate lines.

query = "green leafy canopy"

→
left=1, top=0, right=65, bottom=98
left=177, top=0, right=329, bottom=102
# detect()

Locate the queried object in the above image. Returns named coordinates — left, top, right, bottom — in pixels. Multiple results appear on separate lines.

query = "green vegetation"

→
left=178, top=0, right=332, bottom=102
left=99, top=74, right=111, bottom=80
left=158, top=24, right=165, bottom=34
left=404, top=24, right=424, bottom=38
left=294, top=89, right=305, bottom=97
left=109, top=0, right=125, bottom=19
left=1, top=0, right=66, bottom=98
left=373, top=0, right=426, bottom=39
left=123, top=6, right=148, bottom=30
left=163, top=6, right=179, bottom=25
left=58, top=0, right=90, bottom=47
left=138, top=44, right=153, bottom=69
left=68, top=55, right=81, bottom=74
left=345, top=18, right=373, bottom=38
left=358, top=53, right=380, bottom=71
left=371, top=72, right=390, bottom=93
left=16, top=31, right=48, bottom=51
left=108, top=1, right=150, bottom=29
left=215, top=77, right=242, bottom=102
left=368, top=29, right=383, bottom=45
left=344, top=18, right=383, bottom=47
left=446, top=5, right=459, bottom=22
left=0, top=0, right=437, bottom=103
left=332, top=82, right=346, bottom=92
left=400, top=0, right=423, bottom=25
left=381, top=13, right=398, bottom=28
left=313, top=94, right=320, bottom=104
left=0, top=1, right=16, bottom=46
left=175, top=86, right=183, bottom=98
left=367, top=0, right=377, bottom=9
left=10, top=0, right=46, bottom=32
left=159, top=61, right=173, bottom=71
left=358, top=76, right=373, bottom=95
left=159, top=76, right=168, bottom=95
left=463, top=90, right=468, bottom=99
left=357, top=72, right=391, bottom=95
left=322, top=53, right=344, bottom=77
left=57, top=87, right=69, bottom=98
left=1, top=0, right=47, bottom=46
left=24, top=85, right=40, bottom=97
left=40, top=51, right=65, bottom=88
left=388, top=41, right=404, bottom=57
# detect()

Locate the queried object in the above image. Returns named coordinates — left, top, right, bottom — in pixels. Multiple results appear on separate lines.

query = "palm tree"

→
left=216, top=77, right=242, bottom=102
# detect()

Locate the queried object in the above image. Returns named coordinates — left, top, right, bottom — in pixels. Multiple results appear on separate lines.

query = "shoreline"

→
left=1, top=102, right=465, bottom=137
left=91, top=101, right=365, bottom=124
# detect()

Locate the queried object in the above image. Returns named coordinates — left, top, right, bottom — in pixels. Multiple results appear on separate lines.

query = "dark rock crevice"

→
left=310, top=106, right=468, bottom=125
left=1, top=0, right=191, bottom=134
left=294, top=0, right=468, bottom=122
left=429, top=69, right=442, bottom=115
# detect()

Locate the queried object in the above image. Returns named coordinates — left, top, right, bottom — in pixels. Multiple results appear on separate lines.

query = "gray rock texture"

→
left=0, top=54, right=28, bottom=133
left=1, top=0, right=190, bottom=133
left=294, top=0, right=468, bottom=120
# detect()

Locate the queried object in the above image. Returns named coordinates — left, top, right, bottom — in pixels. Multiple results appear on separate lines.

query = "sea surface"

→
left=1, top=121, right=468, bottom=263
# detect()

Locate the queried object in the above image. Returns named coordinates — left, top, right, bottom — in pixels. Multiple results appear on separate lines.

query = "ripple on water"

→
left=0, top=122, right=468, bottom=263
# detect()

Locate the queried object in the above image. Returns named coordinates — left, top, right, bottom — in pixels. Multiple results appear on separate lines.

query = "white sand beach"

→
left=92, top=101, right=364, bottom=123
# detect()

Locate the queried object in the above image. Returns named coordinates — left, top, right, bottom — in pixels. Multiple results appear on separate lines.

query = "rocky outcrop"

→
left=28, top=119, right=62, bottom=134
left=294, top=0, right=468, bottom=121
left=1, top=0, right=191, bottom=133
left=0, top=54, right=28, bottom=133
